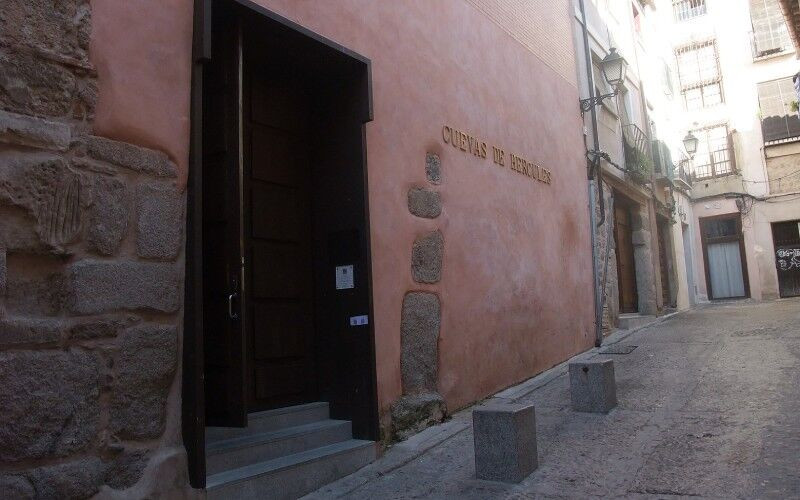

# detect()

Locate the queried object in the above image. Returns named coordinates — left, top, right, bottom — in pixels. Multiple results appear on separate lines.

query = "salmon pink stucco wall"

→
left=89, top=0, right=595, bottom=422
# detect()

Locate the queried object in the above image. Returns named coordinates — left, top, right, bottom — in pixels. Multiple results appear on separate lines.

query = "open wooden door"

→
left=614, top=200, right=638, bottom=313
left=201, top=6, right=247, bottom=427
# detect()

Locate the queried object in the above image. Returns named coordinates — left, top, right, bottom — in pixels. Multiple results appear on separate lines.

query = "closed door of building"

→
left=700, top=215, right=749, bottom=299
left=614, top=200, right=638, bottom=313
left=772, top=220, right=800, bottom=297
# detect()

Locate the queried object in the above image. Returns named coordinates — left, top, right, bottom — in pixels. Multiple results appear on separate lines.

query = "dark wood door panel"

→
left=251, top=183, right=302, bottom=240
left=615, top=202, right=638, bottom=313
left=253, top=302, right=311, bottom=359
left=251, top=127, right=300, bottom=185
left=251, top=242, right=307, bottom=299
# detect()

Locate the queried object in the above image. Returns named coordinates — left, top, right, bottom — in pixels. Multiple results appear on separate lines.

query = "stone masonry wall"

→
left=0, top=2, right=190, bottom=498
left=596, top=181, right=619, bottom=333
left=390, top=153, right=447, bottom=441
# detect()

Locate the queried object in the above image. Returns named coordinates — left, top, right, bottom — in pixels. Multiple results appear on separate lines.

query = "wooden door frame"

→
left=183, top=0, right=375, bottom=488
left=699, top=213, right=750, bottom=300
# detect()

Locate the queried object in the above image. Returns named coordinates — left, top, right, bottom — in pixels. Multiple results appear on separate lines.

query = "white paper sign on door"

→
left=335, top=265, right=354, bottom=290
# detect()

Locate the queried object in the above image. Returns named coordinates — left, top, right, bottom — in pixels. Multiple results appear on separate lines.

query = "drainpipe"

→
left=579, top=0, right=605, bottom=347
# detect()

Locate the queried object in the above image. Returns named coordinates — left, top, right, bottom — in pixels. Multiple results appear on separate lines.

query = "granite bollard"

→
left=569, top=359, right=617, bottom=413
left=473, top=402, right=538, bottom=482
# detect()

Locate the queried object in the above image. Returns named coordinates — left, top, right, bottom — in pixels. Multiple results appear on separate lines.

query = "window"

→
left=757, top=77, right=800, bottom=143
left=673, top=0, right=706, bottom=21
left=632, top=3, right=642, bottom=34
left=750, top=0, right=792, bottom=58
left=690, top=124, right=733, bottom=179
left=675, top=41, right=723, bottom=110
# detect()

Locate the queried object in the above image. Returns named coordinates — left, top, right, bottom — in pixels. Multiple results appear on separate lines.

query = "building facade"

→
left=573, top=0, right=699, bottom=334
left=0, top=0, right=597, bottom=497
left=662, top=0, right=800, bottom=301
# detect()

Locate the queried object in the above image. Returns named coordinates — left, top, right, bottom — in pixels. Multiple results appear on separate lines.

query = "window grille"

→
left=672, top=0, right=706, bottom=21
left=690, top=124, right=733, bottom=179
left=750, top=0, right=792, bottom=58
left=675, top=41, right=723, bottom=110
left=757, top=77, right=800, bottom=143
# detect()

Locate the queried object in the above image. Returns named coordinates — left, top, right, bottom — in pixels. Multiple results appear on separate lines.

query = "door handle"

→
left=228, top=292, right=240, bottom=320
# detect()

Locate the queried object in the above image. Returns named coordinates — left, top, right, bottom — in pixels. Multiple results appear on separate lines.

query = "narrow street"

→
left=308, top=300, right=800, bottom=499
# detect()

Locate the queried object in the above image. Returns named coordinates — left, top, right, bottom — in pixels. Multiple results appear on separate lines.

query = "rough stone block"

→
left=0, top=475, right=34, bottom=499
left=569, top=359, right=617, bottom=413
left=110, top=324, right=178, bottom=440
left=0, top=317, right=63, bottom=346
left=5, top=271, right=67, bottom=316
left=68, top=260, right=180, bottom=314
left=407, top=187, right=441, bottom=219
left=136, top=183, right=184, bottom=260
left=411, top=230, right=443, bottom=283
left=0, top=0, right=92, bottom=64
left=105, top=448, right=150, bottom=490
left=0, top=152, right=82, bottom=249
left=473, top=402, right=538, bottom=483
left=0, top=247, right=5, bottom=295
left=87, top=175, right=129, bottom=255
left=0, top=110, right=71, bottom=150
left=390, top=392, right=447, bottom=441
left=88, top=136, right=176, bottom=178
left=0, top=350, right=100, bottom=461
left=401, top=292, right=441, bottom=393
left=69, top=315, right=138, bottom=340
left=0, top=47, right=95, bottom=118
left=425, top=152, right=441, bottom=185
left=28, top=457, right=104, bottom=500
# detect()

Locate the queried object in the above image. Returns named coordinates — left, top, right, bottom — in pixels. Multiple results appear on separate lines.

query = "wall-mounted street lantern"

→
left=580, top=47, right=629, bottom=113
left=682, top=131, right=699, bottom=158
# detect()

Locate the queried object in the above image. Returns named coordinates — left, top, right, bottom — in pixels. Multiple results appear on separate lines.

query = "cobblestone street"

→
left=308, top=300, right=800, bottom=499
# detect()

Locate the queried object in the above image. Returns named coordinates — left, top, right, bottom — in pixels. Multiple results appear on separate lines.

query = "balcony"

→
left=623, top=124, right=653, bottom=186
left=652, top=140, right=692, bottom=190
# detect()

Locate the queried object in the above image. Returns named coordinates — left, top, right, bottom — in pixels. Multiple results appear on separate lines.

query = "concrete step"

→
left=206, top=439, right=377, bottom=500
left=206, top=402, right=329, bottom=442
left=206, top=419, right=353, bottom=475
left=618, top=313, right=657, bottom=330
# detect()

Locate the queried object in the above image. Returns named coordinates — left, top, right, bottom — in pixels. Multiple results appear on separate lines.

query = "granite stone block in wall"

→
left=400, top=291, right=441, bottom=393
left=87, top=135, right=176, bottom=178
left=390, top=392, right=447, bottom=441
left=0, top=0, right=91, bottom=64
left=0, top=47, right=95, bottom=119
left=0, top=110, right=71, bottom=151
left=0, top=350, right=100, bottom=461
left=110, top=324, right=178, bottom=440
left=87, top=174, right=128, bottom=256
left=411, top=230, right=443, bottom=283
left=136, top=183, right=183, bottom=260
left=68, top=260, right=181, bottom=314
left=408, top=187, right=441, bottom=219
left=425, top=153, right=441, bottom=185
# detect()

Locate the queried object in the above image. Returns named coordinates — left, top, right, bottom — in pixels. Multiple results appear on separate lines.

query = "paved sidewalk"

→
left=305, top=299, right=800, bottom=499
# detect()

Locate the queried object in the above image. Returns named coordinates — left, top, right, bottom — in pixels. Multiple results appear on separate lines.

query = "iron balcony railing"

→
left=651, top=139, right=692, bottom=188
left=622, top=124, right=653, bottom=185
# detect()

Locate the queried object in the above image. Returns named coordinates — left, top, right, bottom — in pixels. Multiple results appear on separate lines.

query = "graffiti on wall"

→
left=776, top=247, right=800, bottom=271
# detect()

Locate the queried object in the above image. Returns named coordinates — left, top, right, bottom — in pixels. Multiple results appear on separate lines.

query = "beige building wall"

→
left=659, top=0, right=800, bottom=300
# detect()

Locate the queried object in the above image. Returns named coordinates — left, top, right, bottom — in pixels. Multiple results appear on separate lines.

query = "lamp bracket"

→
left=580, top=91, right=618, bottom=114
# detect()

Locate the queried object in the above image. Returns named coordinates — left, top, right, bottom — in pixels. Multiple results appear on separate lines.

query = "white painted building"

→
left=658, top=0, right=800, bottom=300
